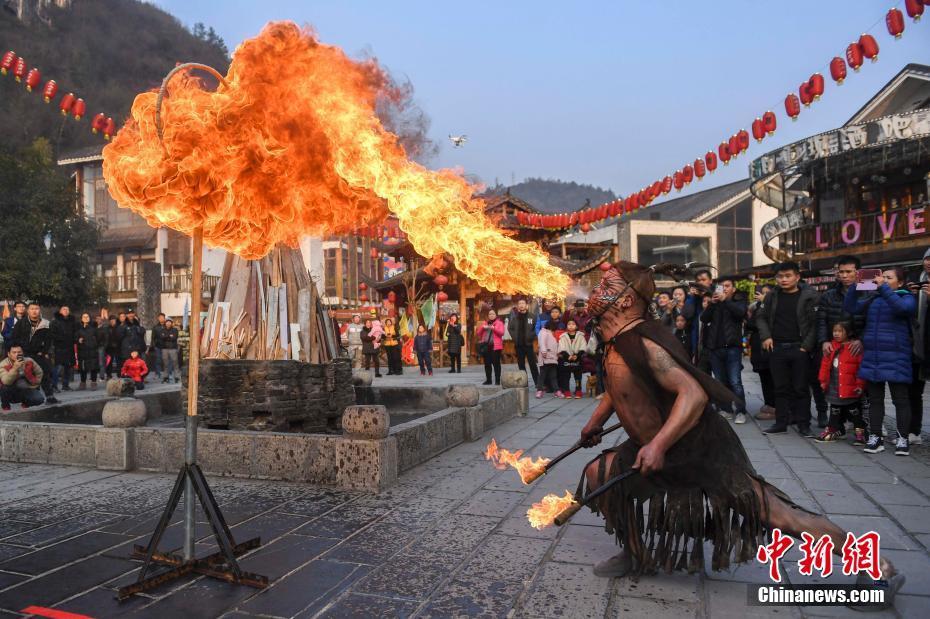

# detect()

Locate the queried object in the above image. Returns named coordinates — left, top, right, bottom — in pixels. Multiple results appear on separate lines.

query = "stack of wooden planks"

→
left=200, top=245, right=336, bottom=363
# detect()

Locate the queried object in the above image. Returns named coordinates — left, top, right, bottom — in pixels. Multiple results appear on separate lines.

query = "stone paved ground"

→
left=0, top=367, right=929, bottom=618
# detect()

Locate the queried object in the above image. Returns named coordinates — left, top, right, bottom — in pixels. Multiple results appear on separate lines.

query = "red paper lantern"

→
left=694, top=158, right=706, bottom=179
left=24, top=68, right=40, bottom=91
left=103, top=117, right=116, bottom=140
left=829, top=57, right=847, bottom=84
left=624, top=197, right=632, bottom=213
left=370, top=247, right=379, bottom=259
left=609, top=201, right=620, bottom=217
left=728, top=134, right=741, bottom=158
left=859, top=34, right=879, bottom=62
left=718, top=142, right=731, bottom=165
left=91, top=113, right=106, bottom=133
left=359, top=282, right=368, bottom=291
left=580, top=223, right=591, bottom=234
left=886, top=8, right=905, bottom=37
left=12, top=56, right=26, bottom=81
left=661, top=175, right=672, bottom=194
left=705, top=151, right=718, bottom=172
left=0, top=50, right=15, bottom=75
left=846, top=42, right=864, bottom=71
left=359, top=293, right=369, bottom=303
left=905, top=0, right=924, bottom=21
left=737, top=130, right=750, bottom=153
left=569, top=212, right=578, bottom=226
left=799, top=82, right=813, bottom=107
left=59, top=92, right=75, bottom=116
left=599, top=262, right=612, bottom=272
left=651, top=181, right=662, bottom=197
left=71, top=98, right=85, bottom=120
left=751, top=118, right=765, bottom=142
left=600, top=204, right=609, bottom=219
left=434, top=274, right=448, bottom=286
left=785, top=93, right=801, bottom=120
left=436, top=291, right=448, bottom=303
left=673, top=171, right=684, bottom=191
left=682, top=164, right=694, bottom=184
left=808, top=73, right=825, bottom=100
left=762, top=111, right=777, bottom=135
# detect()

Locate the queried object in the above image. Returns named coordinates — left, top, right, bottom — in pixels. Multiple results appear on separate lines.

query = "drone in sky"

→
left=448, top=134, right=467, bottom=148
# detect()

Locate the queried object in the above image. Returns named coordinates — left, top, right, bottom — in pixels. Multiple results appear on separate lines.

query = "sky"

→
left=153, top=0, right=930, bottom=202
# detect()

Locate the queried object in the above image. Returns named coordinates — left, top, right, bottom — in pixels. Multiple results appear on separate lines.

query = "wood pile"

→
left=200, top=245, right=336, bottom=363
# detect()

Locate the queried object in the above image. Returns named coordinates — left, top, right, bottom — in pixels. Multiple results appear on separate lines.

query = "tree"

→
left=0, top=139, right=106, bottom=307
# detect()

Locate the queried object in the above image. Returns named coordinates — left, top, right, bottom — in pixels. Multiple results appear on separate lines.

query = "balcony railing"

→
left=102, top=272, right=219, bottom=296
left=104, top=274, right=137, bottom=293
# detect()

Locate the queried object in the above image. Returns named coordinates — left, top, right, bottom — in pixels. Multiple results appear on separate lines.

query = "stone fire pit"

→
left=182, top=357, right=354, bottom=432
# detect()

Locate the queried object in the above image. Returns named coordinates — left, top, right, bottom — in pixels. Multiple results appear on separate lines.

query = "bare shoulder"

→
left=642, top=338, right=680, bottom=374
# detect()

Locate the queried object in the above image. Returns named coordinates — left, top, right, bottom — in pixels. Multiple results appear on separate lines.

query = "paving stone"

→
left=458, top=533, right=550, bottom=584
left=810, top=489, right=882, bottom=516
left=840, top=464, right=901, bottom=484
left=784, top=457, right=838, bottom=474
left=612, top=570, right=700, bottom=604
left=294, top=507, right=384, bottom=539
left=1, top=512, right=124, bottom=548
left=883, top=504, right=930, bottom=533
left=314, top=592, right=421, bottom=618
left=0, top=571, right=26, bottom=590
left=549, top=524, right=617, bottom=566
left=703, top=579, right=802, bottom=617
left=893, top=594, right=930, bottom=619
left=0, top=545, right=29, bottom=563
left=238, top=534, right=339, bottom=581
left=826, top=514, right=917, bottom=551
left=495, top=513, right=561, bottom=541
left=0, top=531, right=130, bottom=575
left=795, top=472, right=853, bottom=492
left=420, top=576, right=523, bottom=619
left=878, top=548, right=930, bottom=597
left=519, top=561, right=611, bottom=618
left=858, top=481, right=930, bottom=506
left=609, top=594, right=698, bottom=618
left=51, top=585, right=151, bottom=619
left=324, top=522, right=414, bottom=565
left=0, top=521, right=38, bottom=540
left=456, top=489, right=524, bottom=518
left=353, top=553, right=452, bottom=599
left=0, top=555, right=134, bottom=613
left=407, top=514, right=499, bottom=557
left=240, top=559, right=368, bottom=617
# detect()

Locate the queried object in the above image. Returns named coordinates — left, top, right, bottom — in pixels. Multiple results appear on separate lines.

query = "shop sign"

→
left=751, top=108, right=930, bottom=181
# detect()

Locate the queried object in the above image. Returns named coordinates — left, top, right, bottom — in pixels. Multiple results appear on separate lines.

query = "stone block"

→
left=19, top=423, right=50, bottom=463
left=464, top=406, right=485, bottom=442
left=48, top=425, right=96, bottom=467
left=446, top=384, right=479, bottom=408
left=106, top=378, right=135, bottom=397
left=95, top=428, right=134, bottom=471
left=352, top=370, right=373, bottom=387
left=514, top=388, right=528, bottom=416
left=0, top=423, right=23, bottom=461
left=101, top=398, right=147, bottom=428
left=334, top=436, right=398, bottom=491
left=198, top=431, right=253, bottom=477
left=133, top=428, right=165, bottom=472
left=500, top=370, right=528, bottom=388
left=342, top=405, right=390, bottom=439
left=252, top=433, right=338, bottom=485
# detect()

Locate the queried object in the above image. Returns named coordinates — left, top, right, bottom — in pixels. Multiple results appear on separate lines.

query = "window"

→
left=637, top=235, right=710, bottom=266
left=324, top=249, right=338, bottom=297
left=711, top=199, right=753, bottom=274
left=340, top=248, right=349, bottom=299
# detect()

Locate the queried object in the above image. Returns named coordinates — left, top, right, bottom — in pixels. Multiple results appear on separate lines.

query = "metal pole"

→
left=184, top=228, right=203, bottom=560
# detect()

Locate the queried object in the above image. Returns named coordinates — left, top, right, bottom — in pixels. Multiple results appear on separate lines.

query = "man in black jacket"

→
left=700, top=277, right=748, bottom=423
left=508, top=298, right=539, bottom=389
left=11, top=303, right=58, bottom=404
left=50, top=306, right=77, bottom=391
left=814, top=255, right=865, bottom=427
left=157, top=318, right=180, bottom=383
left=757, top=262, right=820, bottom=437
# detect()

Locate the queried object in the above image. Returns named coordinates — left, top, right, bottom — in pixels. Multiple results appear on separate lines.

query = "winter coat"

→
left=120, top=356, right=148, bottom=383
left=0, top=356, right=42, bottom=388
left=157, top=327, right=179, bottom=350
left=745, top=300, right=768, bottom=371
left=818, top=341, right=866, bottom=400
left=557, top=331, right=587, bottom=363
left=507, top=310, right=537, bottom=347
left=444, top=323, right=463, bottom=354
left=346, top=323, right=363, bottom=346
left=75, top=323, right=100, bottom=366
left=912, top=258, right=930, bottom=377
left=1, top=315, right=23, bottom=343
left=756, top=285, right=820, bottom=353
left=537, top=327, right=559, bottom=365
left=152, top=323, right=167, bottom=349
left=699, top=293, right=747, bottom=349
left=11, top=317, right=52, bottom=358
left=476, top=318, right=505, bottom=351
left=360, top=327, right=377, bottom=355
left=369, top=319, right=383, bottom=349
left=817, top=282, right=868, bottom=344
left=845, top=284, right=916, bottom=384
left=413, top=333, right=433, bottom=354
left=50, top=313, right=77, bottom=365
left=102, top=324, right=120, bottom=354
left=117, top=320, right=146, bottom=359
left=382, top=325, right=399, bottom=348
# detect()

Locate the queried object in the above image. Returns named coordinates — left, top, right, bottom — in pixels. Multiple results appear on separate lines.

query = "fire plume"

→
left=485, top=439, right=549, bottom=484
left=102, top=21, right=568, bottom=297
left=527, top=491, right=578, bottom=530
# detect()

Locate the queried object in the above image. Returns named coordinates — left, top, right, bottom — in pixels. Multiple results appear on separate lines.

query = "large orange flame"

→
left=485, top=439, right=550, bottom=484
left=102, top=21, right=568, bottom=297
left=527, top=491, right=578, bottom=530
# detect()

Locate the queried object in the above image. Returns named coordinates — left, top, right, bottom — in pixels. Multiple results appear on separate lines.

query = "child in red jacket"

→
left=121, top=350, right=149, bottom=390
left=816, top=322, right=867, bottom=444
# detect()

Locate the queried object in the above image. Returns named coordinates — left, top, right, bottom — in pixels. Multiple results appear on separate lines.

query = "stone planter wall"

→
left=181, top=357, right=354, bottom=432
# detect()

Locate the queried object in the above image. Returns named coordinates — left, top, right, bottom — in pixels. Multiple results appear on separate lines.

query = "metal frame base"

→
left=117, top=463, right=269, bottom=601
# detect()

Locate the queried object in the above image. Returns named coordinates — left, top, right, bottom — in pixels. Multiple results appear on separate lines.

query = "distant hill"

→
left=0, top=0, right=230, bottom=154
left=484, top=177, right=617, bottom=213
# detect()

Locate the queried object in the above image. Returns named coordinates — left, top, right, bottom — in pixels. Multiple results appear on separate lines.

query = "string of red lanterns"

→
left=519, top=2, right=927, bottom=232
left=0, top=50, right=117, bottom=139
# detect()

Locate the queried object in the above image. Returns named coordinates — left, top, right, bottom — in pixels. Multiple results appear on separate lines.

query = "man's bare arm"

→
left=579, top=393, right=618, bottom=447
left=642, top=339, right=707, bottom=454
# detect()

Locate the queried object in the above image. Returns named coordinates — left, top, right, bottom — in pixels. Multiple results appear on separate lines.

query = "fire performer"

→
left=578, top=261, right=852, bottom=578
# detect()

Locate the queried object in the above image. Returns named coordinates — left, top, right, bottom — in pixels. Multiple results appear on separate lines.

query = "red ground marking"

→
left=20, top=606, right=95, bottom=619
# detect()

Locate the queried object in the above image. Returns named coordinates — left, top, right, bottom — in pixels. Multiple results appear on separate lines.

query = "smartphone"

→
left=856, top=268, right=882, bottom=291
left=714, top=285, right=724, bottom=296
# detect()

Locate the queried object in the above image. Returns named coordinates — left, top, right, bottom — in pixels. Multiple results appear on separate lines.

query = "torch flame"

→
left=485, top=439, right=550, bottom=484
left=102, top=21, right=568, bottom=297
left=527, top=491, right=578, bottom=530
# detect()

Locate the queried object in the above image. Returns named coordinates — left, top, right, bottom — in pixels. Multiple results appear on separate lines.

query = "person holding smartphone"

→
left=906, top=247, right=930, bottom=445
left=0, top=345, right=45, bottom=410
